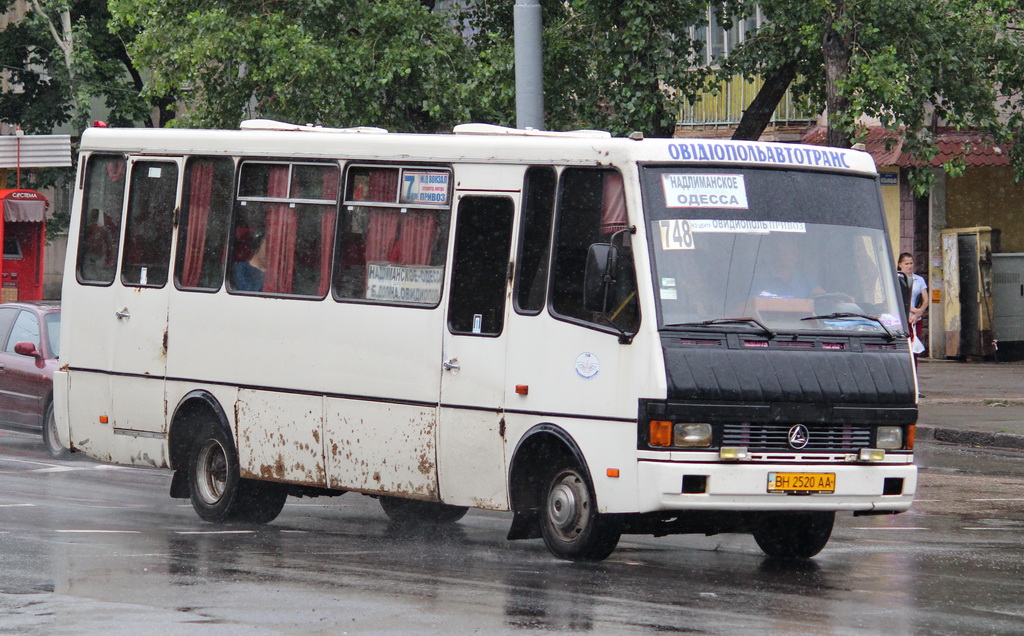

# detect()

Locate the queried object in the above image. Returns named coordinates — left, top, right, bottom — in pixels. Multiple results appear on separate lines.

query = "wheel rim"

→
left=546, top=470, right=590, bottom=543
left=195, top=439, right=228, bottom=505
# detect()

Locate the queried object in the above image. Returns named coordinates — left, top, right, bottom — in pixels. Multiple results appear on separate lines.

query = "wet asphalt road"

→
left=1, top=429, right=1022, bottom=635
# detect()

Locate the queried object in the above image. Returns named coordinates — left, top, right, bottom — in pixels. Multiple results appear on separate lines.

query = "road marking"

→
left=0, top=503, right=35, bottom=508
left=55, top=528, right=142, bottom=532
left=963, top=527, right=1021, bottom=530
left=851, top=527, right=928, bottom=530
left=175, top=530, right=256, bottom=535
left=30, top=466, right=78, bottom=473
left=970, top=498, right=1024, bottom=502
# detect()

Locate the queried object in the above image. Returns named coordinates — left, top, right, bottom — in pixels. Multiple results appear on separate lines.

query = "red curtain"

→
left=263, top=166, right=296, bottom=293
left=395, top=213, right=437, bottom=265
left=600, top=171, right=628, bottom=234
left=181, top=161, right=213, bottom=287
left=364, top=169, right=401, bottom=262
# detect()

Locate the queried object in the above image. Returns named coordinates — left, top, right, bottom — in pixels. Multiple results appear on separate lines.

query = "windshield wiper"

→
left=800, top=312, right=898, bottom=340
left=665, top=317, right=776, bottom=339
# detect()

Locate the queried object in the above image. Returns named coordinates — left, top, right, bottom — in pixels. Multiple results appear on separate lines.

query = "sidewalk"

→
left=916, top=359, right=1024, bottom=451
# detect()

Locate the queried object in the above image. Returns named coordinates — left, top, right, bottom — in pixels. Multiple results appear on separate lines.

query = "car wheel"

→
left=539, top=463, right=620, bottom=561
left=752, top=511, right=835, bottom=558
left=188, top=419, right=287, bottom=524
left=42, top=402, right=69, bottom=460
left=378, top=496, right=468, bottom=524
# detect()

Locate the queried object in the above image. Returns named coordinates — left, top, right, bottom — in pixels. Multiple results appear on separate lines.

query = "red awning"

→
left=0, top=189, right=47, bottom=222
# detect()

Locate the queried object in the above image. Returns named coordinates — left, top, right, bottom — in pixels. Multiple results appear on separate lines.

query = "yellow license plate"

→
left=767, top=472, right=836, bottom=493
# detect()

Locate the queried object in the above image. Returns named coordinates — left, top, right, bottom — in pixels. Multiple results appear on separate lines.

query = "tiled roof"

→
left=801, top=125, right=1011, bottom=168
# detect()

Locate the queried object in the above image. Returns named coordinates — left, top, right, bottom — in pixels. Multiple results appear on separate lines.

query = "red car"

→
left=0, top=301, right=65, bottom=458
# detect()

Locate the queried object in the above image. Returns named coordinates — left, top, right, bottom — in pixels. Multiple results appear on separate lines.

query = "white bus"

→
left=54, top=120, right=918, bottom=561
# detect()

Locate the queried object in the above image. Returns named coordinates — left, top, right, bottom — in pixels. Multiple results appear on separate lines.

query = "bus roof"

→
left=78, top=121, right=878, bottom=175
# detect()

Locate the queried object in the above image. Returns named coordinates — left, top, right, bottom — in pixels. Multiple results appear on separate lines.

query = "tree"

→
left=719, top=0, right=1024, bottom=189
left=109, top=0, right=478, bottom=132
left=0, top=0, right=164, bottom=132
left=458, top=0, right=712, bottom=138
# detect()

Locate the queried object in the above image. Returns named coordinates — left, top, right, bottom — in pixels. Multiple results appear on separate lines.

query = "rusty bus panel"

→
left=323, top=397, right=438, bottom=499
left=235, top=389, right=326, bottom=487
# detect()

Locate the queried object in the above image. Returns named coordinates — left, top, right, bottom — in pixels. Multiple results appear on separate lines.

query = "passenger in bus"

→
left=80, top=209, right=115, bottom=281
left=233, top=230, right=266, bottom=292
left=755, top=237, right=824, bottom=298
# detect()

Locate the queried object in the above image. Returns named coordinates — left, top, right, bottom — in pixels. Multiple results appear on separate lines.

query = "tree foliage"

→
left=109, top=0, right=478, bottom=131
left=457, top=0, right=711, bottom=137
left=718, top=0, right=1024, bottom=189
left=0, top=0, right=161, bottom=132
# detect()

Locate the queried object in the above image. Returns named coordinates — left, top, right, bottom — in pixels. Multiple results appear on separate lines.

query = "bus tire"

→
left=539, top=463, right=620, bottom=561
left=378, top=496, right=468, bottom=525
left=752, top=511, right=835, bottom=559
left=43, top=402, right=69, bottom=460
left=188, top=420, right=287, bottom=524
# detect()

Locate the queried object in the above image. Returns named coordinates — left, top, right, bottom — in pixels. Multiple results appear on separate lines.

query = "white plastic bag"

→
left=911, top=333, right=925, bottom=354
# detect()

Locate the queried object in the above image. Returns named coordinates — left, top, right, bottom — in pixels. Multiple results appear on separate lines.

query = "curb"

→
left=916, top=425, right=1024, bottom=452
left=920, top=398, right=1024, bottom=407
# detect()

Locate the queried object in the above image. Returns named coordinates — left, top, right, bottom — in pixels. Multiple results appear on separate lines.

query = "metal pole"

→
left=514, top=0, right=544, bottom=130
left=15, top=127, right=23, bottom=188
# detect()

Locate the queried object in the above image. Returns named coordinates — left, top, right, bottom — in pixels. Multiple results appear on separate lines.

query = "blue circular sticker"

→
left=574, top=352, right=600, bottom=380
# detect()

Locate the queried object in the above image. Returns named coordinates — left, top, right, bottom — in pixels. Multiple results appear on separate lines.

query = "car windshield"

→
left=45, top=312, right=60, bottom=358
left=641, top=166, right=904, bottom=335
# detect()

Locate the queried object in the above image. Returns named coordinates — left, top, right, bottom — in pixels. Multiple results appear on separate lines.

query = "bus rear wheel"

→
left=379, top=496, right=468, bottom=524
left=188, top=421, right=287, bottom=524
left=752, top=511, right=835, bottom=558
left=539, top=464, right=620, bottom=561
left=43, top=402, right=69, bottom=460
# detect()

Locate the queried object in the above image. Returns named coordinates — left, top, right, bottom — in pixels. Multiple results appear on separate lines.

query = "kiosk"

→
left=0, top=188, right=47, bottom=301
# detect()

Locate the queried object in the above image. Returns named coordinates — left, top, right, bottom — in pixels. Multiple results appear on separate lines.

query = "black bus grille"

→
left=721, top=423, right=872, bottom=452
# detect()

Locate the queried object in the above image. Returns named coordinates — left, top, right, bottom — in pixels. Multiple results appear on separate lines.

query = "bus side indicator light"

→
left=606, top=468, right=620, bottom=478
left=515, top=384, right=529, bottom=395
left=99, top=415, right=109, bottom=424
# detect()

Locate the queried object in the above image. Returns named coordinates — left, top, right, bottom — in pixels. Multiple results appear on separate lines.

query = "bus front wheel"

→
left=539, top=464, right=620, bottom=561
left=188, top=421, right=287, bottom=524
left=752, top=511, right=835, bottom=558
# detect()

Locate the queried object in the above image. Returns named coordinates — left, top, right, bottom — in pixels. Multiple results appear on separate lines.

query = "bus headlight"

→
left=674, top=423, right=713, bottom=447
left=876, top=426, right=904, bottom=450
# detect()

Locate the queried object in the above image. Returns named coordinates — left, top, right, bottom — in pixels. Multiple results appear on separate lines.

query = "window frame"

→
left=227, top=159, right=342, bottom=299
left=76, top=153, right=128, bottom=287
left=547, top=166, right=641, bottom=337
left=119, top=159, right=180, bottom=289
left=331, top=162, right=454, bottom=309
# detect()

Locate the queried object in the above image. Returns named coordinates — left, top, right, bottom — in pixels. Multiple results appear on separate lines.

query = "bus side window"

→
left=448, top=197, right=515, bottom=336
left=121, top=161, right=179, bottom=288
left=513, top=167, right=556, bottom=315
left=176, top=157, right=235, bottom=291
left=77, top=154, right=126, bottom=285
left=550, top=168, right=639, bottom=333
left=229, top=162, right=340, bottom=297
left=333, top=166, right=451, bottom=307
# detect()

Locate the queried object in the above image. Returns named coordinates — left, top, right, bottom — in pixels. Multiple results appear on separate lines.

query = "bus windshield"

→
left=641, top=166, right=904, bottom=335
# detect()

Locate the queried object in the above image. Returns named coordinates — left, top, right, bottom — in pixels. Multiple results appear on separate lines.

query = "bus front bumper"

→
left=635, top=458, right=917, bottom=514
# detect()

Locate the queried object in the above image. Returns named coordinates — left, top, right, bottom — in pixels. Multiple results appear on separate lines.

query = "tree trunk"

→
left=822, top=5, right=853, bottom=148
left=732, top=62, right=798, bottom=141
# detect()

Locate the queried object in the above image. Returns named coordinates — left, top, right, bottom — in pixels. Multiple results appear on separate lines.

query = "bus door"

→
left=438, top=193, right=516, bottom=508
left=109, top=158, right=180, bottom=444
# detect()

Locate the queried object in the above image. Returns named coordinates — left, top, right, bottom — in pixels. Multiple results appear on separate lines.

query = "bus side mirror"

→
left=584, top=243, right=618, bottom=313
